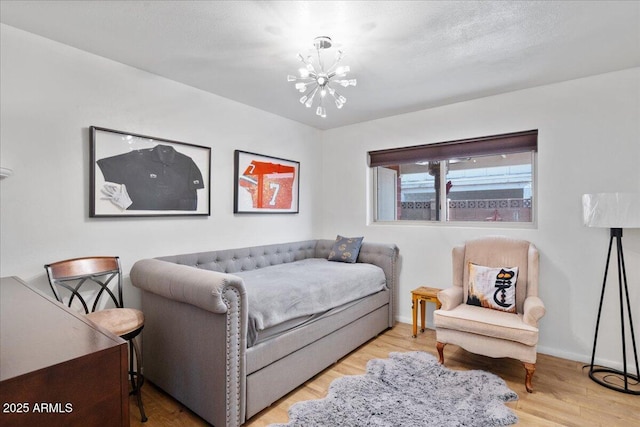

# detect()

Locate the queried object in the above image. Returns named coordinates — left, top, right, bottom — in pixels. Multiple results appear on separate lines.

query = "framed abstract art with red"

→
left=233, top=150, right=300, bottom=214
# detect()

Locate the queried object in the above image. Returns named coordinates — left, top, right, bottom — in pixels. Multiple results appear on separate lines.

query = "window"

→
left=369, top=130, right=537, bottom=224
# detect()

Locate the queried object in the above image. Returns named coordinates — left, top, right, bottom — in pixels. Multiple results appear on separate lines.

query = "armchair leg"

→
left=436, top=342, right=446, bottom=364
left=523, top=362, right=535, bottom=393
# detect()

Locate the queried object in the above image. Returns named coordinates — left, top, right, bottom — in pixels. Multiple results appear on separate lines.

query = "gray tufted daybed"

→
left=130, top=239, right=399, bottom=426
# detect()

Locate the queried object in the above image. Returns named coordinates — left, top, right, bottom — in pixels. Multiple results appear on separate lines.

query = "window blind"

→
left=368, top=129, right=538, bottom=167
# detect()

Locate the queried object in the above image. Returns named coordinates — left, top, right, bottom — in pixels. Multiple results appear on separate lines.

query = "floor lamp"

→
left=583, top=192, right=640, bottom=395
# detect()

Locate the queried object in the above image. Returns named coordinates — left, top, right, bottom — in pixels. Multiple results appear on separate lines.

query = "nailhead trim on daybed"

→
left=223, top=285, right=243, bottom=427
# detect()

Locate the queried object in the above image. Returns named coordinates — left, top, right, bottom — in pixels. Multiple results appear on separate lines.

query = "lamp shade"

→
left=582, top=193, right=640, bottom=228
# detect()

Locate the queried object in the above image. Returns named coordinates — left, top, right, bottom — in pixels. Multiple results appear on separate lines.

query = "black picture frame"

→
left=234, top=150, right=300, bottom=214
left=90, top=126, right=211, bottom=217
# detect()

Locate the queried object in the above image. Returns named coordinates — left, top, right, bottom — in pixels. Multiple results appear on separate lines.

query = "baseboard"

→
left=396, top=315, right=435, bottom=331
left=535, top=345, right=634, bottom=373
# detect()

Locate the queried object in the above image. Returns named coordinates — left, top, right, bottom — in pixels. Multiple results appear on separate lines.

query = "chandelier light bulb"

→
left=288, top=36, right=356, bottom=118
left=304, top=87, right=318, bottom=108
left=299, top=68, right=310, bottom=78
left=335, top=65, right=350, bottom=75
left=315, top=105, right=327, bottom=118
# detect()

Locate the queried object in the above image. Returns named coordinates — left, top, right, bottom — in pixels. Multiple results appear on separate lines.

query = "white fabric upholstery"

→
left=436, top=328, right=538, bottom=364
left=435, top=305, right=539, bottom=346
left=434, top=236, right=545, bottom=390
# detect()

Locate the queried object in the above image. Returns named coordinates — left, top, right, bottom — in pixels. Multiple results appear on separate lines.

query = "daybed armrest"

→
left=130, top=259, right=246, bottom=313
left=523, top=295, right=546, bottom=327
left=131, top=258, right=247, bottom=427
left=315, top=240, right=399, bottom=327
left=357, top=242, right=399, bottom=284
left=358, top=242, right=399, bottom=328
left=437, top=287, right=463, bottom=311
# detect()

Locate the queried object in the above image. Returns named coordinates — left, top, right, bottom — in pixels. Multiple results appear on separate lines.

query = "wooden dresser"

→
left=0, top=276, right=129, bottom=427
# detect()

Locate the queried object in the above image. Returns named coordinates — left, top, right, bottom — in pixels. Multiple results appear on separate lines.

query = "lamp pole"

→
left=588, top=227, right=640, bottom=395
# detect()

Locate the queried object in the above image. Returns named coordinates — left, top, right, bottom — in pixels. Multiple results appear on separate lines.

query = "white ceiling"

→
left=1, top=1, right=639, bottom=130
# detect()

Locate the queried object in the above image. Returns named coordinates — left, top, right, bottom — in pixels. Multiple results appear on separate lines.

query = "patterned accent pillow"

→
left=466, top=263, right=519, bottom=313
left=328, top=235, right=364, bottom=263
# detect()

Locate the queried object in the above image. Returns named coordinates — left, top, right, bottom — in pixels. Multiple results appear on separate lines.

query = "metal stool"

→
left=45, top=256, right=148, bottom=422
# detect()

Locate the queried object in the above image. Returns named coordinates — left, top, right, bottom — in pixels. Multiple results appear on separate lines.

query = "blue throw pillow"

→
left=328, top=235, right=364, bottom=263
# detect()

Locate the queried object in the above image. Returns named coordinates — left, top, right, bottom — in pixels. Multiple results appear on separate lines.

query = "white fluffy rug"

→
left=270, top=351, right=518, bottom=427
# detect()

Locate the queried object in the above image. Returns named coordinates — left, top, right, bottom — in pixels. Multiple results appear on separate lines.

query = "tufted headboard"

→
left=157, top=240, right=320, bottom=274
left=156, top=239, right=398, bottom=289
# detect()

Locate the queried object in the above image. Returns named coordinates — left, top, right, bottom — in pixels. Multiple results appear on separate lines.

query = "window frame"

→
left=369, top=130, right=538, bottom=227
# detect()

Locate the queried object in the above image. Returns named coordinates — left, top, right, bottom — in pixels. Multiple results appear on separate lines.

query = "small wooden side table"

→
left=411, top=286, right=442, bottom=338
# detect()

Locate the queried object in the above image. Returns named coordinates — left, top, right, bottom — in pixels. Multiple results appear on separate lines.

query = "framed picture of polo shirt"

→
left=90, top=126, right=211, bottom=217
left=234, top=150, right=300, bottom=214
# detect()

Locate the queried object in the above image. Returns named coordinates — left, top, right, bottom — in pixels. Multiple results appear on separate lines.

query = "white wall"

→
left=2, top=23, right=639, bottom=370
left=0, top=25, right=322, bottom=306
left=320, top=68, right=640, bottom=368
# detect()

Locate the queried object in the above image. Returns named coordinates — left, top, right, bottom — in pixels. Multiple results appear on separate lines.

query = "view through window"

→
left=370, top=130, right=537, bottom=224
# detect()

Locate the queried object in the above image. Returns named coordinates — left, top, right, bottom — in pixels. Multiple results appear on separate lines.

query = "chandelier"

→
left=287, top=36, right=357, bottom=118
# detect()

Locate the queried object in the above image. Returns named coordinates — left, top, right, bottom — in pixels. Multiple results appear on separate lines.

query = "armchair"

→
left=434, top=236, right=545, bottom=392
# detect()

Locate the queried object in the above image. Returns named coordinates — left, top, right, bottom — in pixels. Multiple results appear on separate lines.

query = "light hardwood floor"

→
left=130, top=322, right=639, bottom=426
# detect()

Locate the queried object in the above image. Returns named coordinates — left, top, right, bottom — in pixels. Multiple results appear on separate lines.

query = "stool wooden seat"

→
left=411, top=286, right=442, bottom=338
